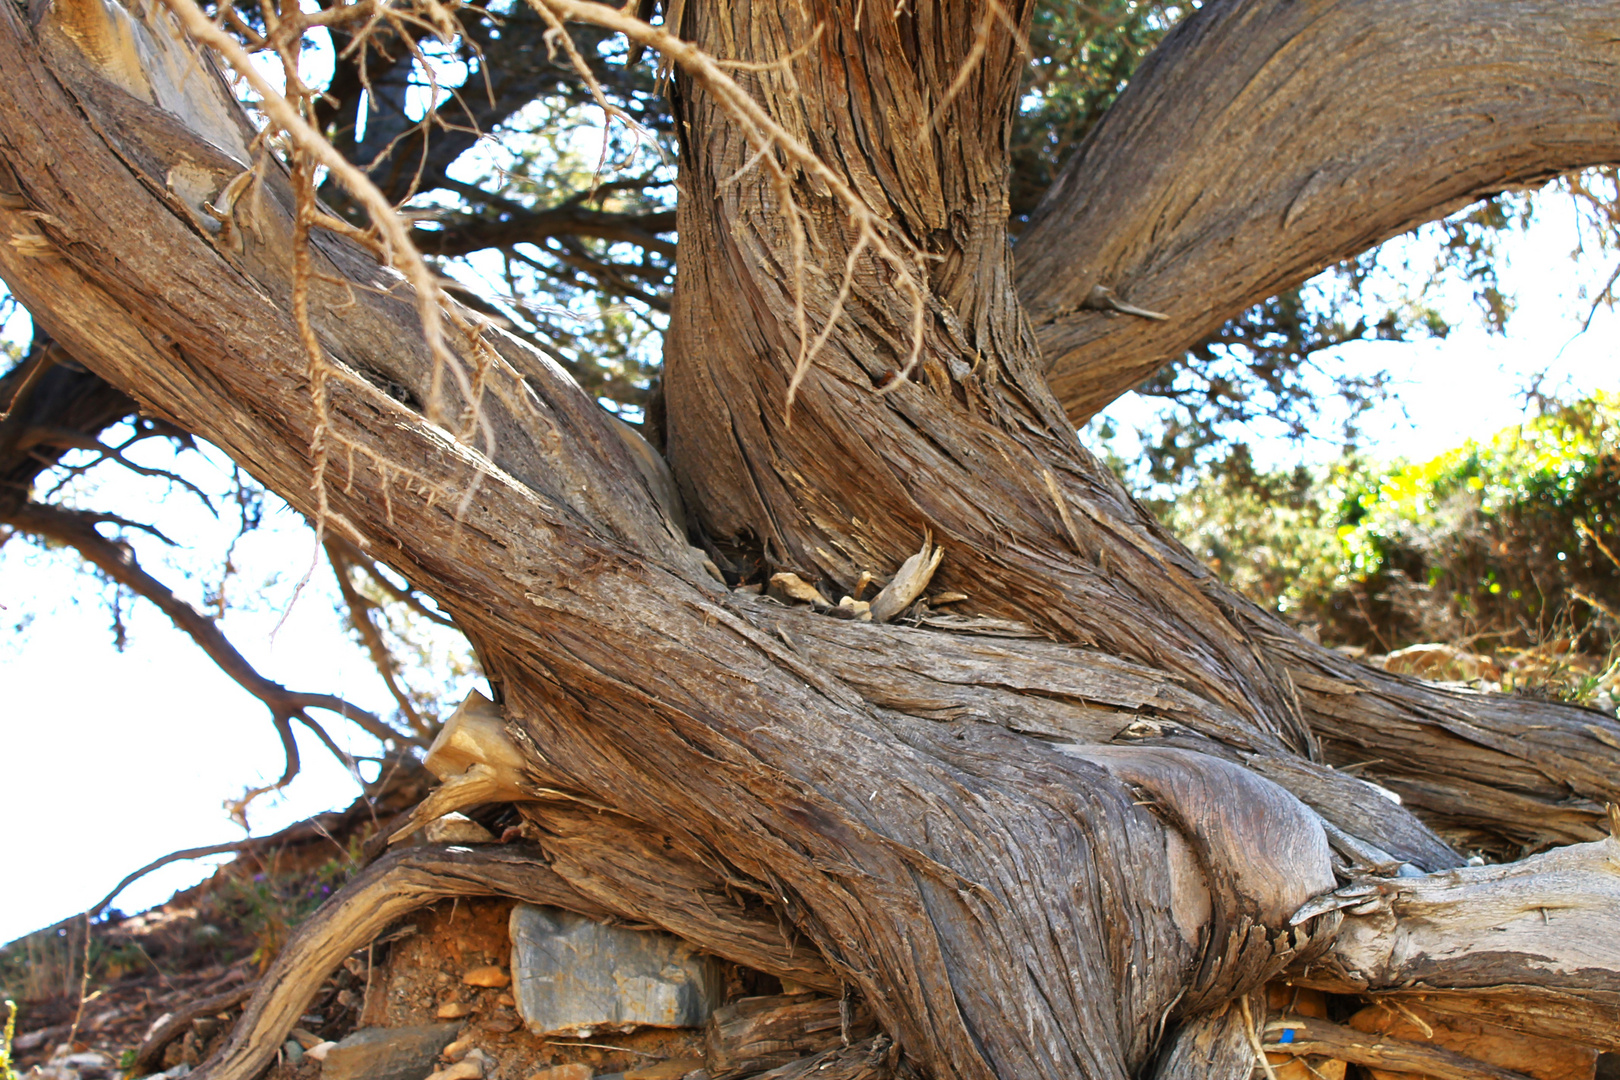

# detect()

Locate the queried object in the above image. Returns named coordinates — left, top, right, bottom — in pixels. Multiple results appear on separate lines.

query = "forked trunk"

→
left=1, top=1, right=1619, bottom=1078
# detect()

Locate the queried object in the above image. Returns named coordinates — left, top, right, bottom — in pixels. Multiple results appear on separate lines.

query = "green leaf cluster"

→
left=2, top=999, right=18, bottom=1080
left=1335, top=392, right=1619, bottom=586
left=1163, top=394, right=1620, bottom=656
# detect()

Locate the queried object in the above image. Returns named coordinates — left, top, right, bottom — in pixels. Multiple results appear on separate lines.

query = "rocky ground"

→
left=4, top=763, right=1615, bottom=1080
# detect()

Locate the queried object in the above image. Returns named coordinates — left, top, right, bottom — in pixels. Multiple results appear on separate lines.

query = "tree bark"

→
left=1014, top=0, right=1620, bottom=423
left=2, top=1, right=1620, bottom=1078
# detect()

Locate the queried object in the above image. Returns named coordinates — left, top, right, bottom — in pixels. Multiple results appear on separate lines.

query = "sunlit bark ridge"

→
left=2, top=1, right=1619, bottom=1079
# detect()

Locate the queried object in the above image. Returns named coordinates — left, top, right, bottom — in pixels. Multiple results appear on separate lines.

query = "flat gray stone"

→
left=510, top=904, right=724, bottom=1036
left=319, top=1024, right=461, bottom=1080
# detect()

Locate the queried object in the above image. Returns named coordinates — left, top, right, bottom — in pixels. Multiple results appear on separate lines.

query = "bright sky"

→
left=1, top=191, right=1615, bottom=947
left=1094, top=194, right=1619, bottom=472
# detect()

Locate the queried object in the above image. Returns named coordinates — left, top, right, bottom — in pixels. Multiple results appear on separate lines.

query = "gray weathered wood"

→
left=706, top=994, right=874, bottom=1080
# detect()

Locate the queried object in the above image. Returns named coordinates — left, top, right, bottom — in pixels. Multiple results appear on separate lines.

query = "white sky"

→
left=1, top=192, right=1616, bottom=947
left=1095, top=194, right=1619, bottom=471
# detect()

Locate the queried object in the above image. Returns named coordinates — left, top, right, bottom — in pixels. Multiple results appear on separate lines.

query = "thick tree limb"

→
left=0, top=10, right=1341, bottom=1077
left=1015, top=0, right=1620, bottom=423
left=1149, top=998, right=1260, bottom=1080
left=1254, top=620, right=1620, bottom=853
left=1302, top=831, right=1620, bottom=1049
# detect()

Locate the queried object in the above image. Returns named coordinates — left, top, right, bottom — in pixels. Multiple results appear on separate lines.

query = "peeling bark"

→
left=1305, top=832, right=1620, bottom=1049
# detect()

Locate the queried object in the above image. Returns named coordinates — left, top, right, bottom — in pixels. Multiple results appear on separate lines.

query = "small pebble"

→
left=305, top=1042, right=338, bottom=1062
left=442, top=1038, right=474, bottom=1062
left=526, top=1065, right=593, bottom=1080
left=462, top=965, right=511, bottom=989
left=424, top=1059, right=485, bottom=1080
left=282, top=1040, right=305, bottom=1065
left=437, top=1000, right=475, bottom=1019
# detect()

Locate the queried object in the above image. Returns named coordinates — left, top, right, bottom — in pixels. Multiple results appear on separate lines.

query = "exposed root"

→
left=1261, top=1016, right=1538, bottom=1080
left=189, top=845, right=616, bottom=1080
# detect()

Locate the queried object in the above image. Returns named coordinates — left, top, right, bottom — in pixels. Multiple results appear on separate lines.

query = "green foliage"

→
left=1330, top=393, right=1620, bottom=648
left=2, top=999, right=19, bottom=1080
left=1151, top=447, right=1342, bottom=620
left=1163, top=394, right=1620, bottom=662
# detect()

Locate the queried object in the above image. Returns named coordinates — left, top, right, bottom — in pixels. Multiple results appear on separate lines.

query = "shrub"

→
left=1165, top=394, right=1620, bottom=670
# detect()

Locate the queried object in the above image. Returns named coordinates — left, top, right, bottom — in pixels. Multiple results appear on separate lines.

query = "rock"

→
left=283, top=1040, right=306, bottom=1065
left=510, top=906, right=725, bottom=1037
left=306, top=1041, right=338, bottom=1061
left=31, top=1046, right=117, bottom=1080
left=425, top=813, right=498, bottom=846
left=526, top=1066, right=593, bottom=1080
left=479, top=1016, right=520, bottom=1034
left=290, top=1027, right=324, bottom=1050
left=442, top=1038, right=473, bottom=1062
left=321, top=1024, right=463, bottom=1080
left=424, top=1061, right=484, bottom=1080
left=63, top=1051, right=116, bottom=1070
left=462, top=965, right=511, bottom=988
left=438, top=1000, right=476, bottom=1019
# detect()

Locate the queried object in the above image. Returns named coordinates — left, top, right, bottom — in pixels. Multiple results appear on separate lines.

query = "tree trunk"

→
left=2, top=1, right=1619, bottom=1078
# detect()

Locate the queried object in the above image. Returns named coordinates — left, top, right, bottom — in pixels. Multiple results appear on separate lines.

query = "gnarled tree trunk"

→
left=2, top=1, right=1619, bottom=1078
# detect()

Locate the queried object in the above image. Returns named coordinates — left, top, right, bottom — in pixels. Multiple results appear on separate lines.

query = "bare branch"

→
left=326, top=538, right=433, bottom=738
left=3, top=500, right=412, bottom=751
left=416, top=199, right=676, bottom=259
